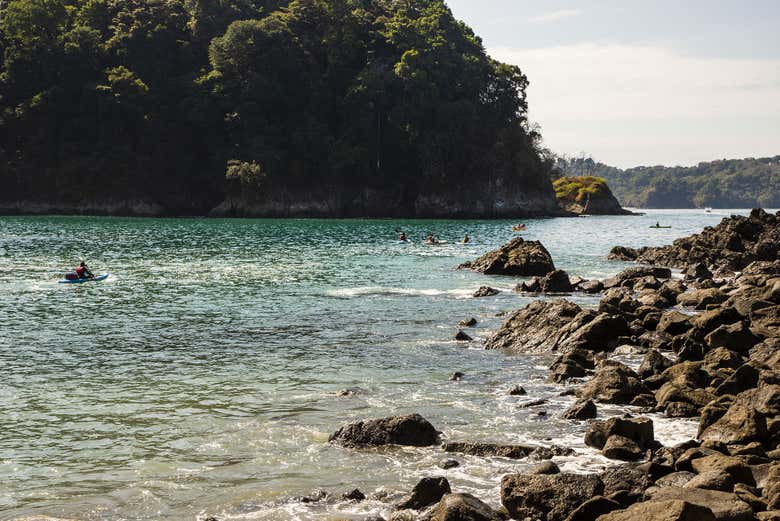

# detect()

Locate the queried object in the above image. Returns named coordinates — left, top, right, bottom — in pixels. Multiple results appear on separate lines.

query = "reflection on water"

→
left=0, top=210, right=751, bottom=520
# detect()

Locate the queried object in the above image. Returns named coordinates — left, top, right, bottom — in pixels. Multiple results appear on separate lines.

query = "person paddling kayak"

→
left=398, top=231, right=407, bottom=242
left=76, top=261, right=94, bottom=280
left=462, top=234, right=470, bottom=244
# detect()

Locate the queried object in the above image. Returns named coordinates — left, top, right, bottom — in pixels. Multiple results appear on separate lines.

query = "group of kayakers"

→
left=397, top=231, right=470, bottom=244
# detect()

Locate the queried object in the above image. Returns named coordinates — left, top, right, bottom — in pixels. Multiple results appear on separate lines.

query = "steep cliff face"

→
left=211, top=174, right=563, bottom=218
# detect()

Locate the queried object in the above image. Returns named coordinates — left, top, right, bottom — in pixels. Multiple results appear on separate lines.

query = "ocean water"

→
left=0, top=209, right=757, bottom=520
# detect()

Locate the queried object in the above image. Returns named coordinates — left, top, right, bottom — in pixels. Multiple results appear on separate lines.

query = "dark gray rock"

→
left=329, top=414, right=440, bottom=447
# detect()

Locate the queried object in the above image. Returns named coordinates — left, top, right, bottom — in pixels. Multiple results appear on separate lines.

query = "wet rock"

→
left=549, top=349, right=596, bottom=383
left=643, top=486, right=754, bottom=521
left=461, top=237, right=555, bottom=276
left=715, top=364, right=759, bottom=396
left=565, top=496, right=621, bottom=521
left=442, top=442, right=532, bottom=459
left=454, top=330, right=472, bottom=341
left=665, top=402, right=700, bottom=418
left=603, top=435, right=644, bottom=460
left=530, top=460, right=560, bottom=475
left=540, top=269, right=574, bottom=293
left=691, top=454, right=755, bottom=487
left=397, top=476, right=451, bottom=510
left=692, top=307, right=743, bottom=335
left=704, top=347, right=744, bottom=372
left=704, top=322, right=760, bottom=353
left=485, top=299, right=585, bottom=353
left=329, top=413, right=440, bottom=447
left=579, top=279, right=605, bottom=293
left=518, top=398, right=548, bottom=408
left=600, top=463, right=655, bottom=502
left=699, top=402, right=767, bottom=445
left=342, top=489, right=366, bottom=501
left=655, top=381, right=716, bottom=411
left=577, top=362, right=653, bottom=405
left=638, top=349, right=675, bottom=379
left=508, top=385, right=527, bottom=396
left=685, top=262, right=713, bottom=281
left=657, top=311, right=693, bottom=336
left=585, top=416, right=654, bottom=451
left=659, top=280, right=688, bottom=302
left=677, top=288, right=727, bottom=310
left=458, top=317, right=478, bottom=327
left=429, top=493, right=503, bottom=521
left=684, top=470, right=734, bottom=492
left=440, top=459, right=460, bottom=469
left=473, top=286, right=499, bottom=298
left=655, top=471, right=696, bottom=488
left=528, top=445, right=576, bottom=460
left=608, top=246, right=639, bottom=261
left=595, top=499, right=716, bottom=521
left=500, top=473, right=604, bottom=521
left=562, top=399, right=597, bottom=420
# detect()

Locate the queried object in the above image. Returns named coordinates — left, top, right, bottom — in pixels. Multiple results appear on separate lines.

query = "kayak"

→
left=59, top=273, right=110, bottom=284
left=424, top=240, right=448, bottom=245
left=649, top=226, right=672, bottom=229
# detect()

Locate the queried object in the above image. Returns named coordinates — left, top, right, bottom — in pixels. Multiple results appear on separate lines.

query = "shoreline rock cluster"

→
left=273, top=210, right=780, bottom=521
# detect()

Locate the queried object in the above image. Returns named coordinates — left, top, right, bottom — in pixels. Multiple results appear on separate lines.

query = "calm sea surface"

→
left=0, top=210, right=761, bottom=520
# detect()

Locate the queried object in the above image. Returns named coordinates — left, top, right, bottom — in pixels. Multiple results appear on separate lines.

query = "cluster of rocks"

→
left=319, top=210, right=780, bottom=521
left=609, top=209, right=780, bottom=274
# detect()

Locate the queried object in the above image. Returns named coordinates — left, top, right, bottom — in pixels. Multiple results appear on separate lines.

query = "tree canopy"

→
left=0, top=0, right=550, bottom=215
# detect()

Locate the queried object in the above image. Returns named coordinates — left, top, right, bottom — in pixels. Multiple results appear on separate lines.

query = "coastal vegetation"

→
left=553, top=155, right=780, bottom=209
left=551, top=175, right=630, bottom=215
left=0, top=0, right=557, bottom=216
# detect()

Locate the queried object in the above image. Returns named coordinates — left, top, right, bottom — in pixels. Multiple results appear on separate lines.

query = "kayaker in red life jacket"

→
left=76, top=261, right=94, bottom=279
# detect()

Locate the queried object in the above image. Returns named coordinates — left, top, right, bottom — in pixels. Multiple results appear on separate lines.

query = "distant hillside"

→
left=552, top=156, right=780, bottom=209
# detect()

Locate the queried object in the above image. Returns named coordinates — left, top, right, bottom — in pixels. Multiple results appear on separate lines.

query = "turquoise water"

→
left=0, top=210, right=757, bottom=520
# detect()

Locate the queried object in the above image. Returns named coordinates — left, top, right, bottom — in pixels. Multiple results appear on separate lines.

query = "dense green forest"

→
left=0, top=0, right=556, bottom=216
left=553, top=155, right=780, bottom=209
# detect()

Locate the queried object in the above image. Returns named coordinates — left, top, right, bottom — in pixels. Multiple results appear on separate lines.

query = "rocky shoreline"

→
left=193, top=210, right=780, bottom=521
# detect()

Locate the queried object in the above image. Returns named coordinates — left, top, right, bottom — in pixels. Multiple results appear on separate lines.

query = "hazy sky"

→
left=446, top=0, right=780, bottom=168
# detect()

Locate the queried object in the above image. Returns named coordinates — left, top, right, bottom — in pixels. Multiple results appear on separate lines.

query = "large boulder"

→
left=329, top=413, right=439, bottom=447
left=429, top=493, right=503, bottom=521
left=461, top=237, right=555, bottom=276
left=704, top=322, right=760, bottom=353
left=500, top=473, right=603, bottom=521
left=585, top=416, right=655, bottom=451
left=698, top=402, right=767, bottom=445
left=643, top=486, right=754, bottom=521
left=578, top=362, right=653, bottom=405
left=639, top=350, right=675, bottom=379
left=485, top=300, right=585, bottom=353
left=594, top=499, right=716, bottom=521
left=677, top=289, right=727, bottom=310
left=397, top=477, right=451, bottom=510
left=562, top=399, right=597, bottom=420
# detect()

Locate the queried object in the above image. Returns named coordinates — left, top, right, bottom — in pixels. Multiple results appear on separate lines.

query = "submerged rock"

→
left=442, top=442, right=532, bottom=459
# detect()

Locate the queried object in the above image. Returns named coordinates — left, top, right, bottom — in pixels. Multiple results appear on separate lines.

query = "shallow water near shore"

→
left=0, top=209, right=763, bottom=520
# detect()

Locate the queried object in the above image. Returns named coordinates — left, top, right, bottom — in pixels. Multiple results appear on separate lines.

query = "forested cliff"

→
left=0, top=0, right=561, bottom=217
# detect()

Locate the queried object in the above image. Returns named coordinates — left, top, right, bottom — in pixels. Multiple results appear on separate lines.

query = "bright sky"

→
left=447, top=0, right=780, bottom=168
